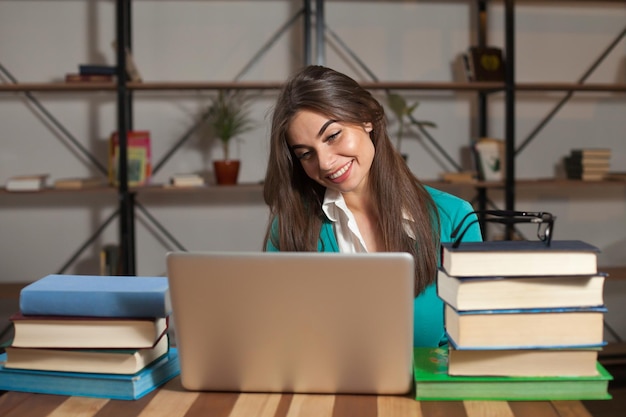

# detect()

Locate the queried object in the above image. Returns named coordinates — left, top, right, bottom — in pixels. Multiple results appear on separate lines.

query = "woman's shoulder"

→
left=424, top=185, right=473, bottom=213
left=424, top=185, right=476, bottom=240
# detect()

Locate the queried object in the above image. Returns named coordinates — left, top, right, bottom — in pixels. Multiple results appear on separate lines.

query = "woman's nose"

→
left=316, top=148, right=335, bottom=172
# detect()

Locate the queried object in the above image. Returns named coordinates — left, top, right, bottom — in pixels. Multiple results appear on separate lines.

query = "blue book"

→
left=19, top=275, right=171, bottom=318
left=79, top=64, right=117, bottom=75
left=0, top=348, right=180, bottom=400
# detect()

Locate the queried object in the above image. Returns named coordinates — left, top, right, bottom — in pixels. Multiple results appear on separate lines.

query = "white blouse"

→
left=322, top=189, right=368, bottom=253
left=322, top=189, right=416, bottom=253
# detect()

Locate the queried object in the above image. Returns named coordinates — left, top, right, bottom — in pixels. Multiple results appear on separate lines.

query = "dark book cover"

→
left=79, top=64, right=117, bottom=76
left=468, top=46, right=505, bottom=82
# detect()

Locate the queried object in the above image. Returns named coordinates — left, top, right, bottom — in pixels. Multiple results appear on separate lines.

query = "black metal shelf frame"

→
left=2, top=1, right=623, bottom=275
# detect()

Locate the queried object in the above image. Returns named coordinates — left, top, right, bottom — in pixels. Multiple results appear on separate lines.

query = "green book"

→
left=413, top=346, right=612, bottom=401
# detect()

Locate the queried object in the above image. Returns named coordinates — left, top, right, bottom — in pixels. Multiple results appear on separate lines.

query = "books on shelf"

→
left=4, top=333, right=169, bottom=374
left=65, top=73, right=114, bottom=83
left=441, top=240, right=599, bottom=277
left=10, top=313, right=168, bottom=349
left=5, top=174, right=49, bottom=192
left=440, top=171, right=476, bottom=183
left=447, top=346, right=600, bottom=377
left=570, top=148, right=611, bottom=159
left=565, top=148, right=611, bottom=181
left=437, top=269, right=606, bottom=311
left=0, top=347, right=180, bottom=400
left=108, top=130, right=152, bottom=186
left=413, top=347, right=612, bottom=401
left=79, top=64, right=117, bottom=76
left=169, top=173, right=205, bottom=187
left=445, top=305, right=606, bottom=349
left=467, top=46, right=505, bottom=82
left=19, top=274, right=171, bottom=318
left=53, top=177, right=107, bottom=190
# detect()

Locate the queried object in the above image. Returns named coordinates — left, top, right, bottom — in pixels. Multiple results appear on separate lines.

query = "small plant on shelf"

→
left=205, top=90, right=255, bottom=185
left=206, top=90, right=255, bottom=161
left=386, top=92, right=437, bottom=156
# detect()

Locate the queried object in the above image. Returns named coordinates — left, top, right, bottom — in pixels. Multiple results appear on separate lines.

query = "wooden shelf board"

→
left=3, top=178, right=625, bottom=196
left=3, top=81, right=625, bottom=93
left=0, top=82, right=117, bottom=92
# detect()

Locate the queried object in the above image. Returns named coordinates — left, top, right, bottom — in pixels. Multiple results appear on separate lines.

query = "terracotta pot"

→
left=213, top=160, right=240, bottom=185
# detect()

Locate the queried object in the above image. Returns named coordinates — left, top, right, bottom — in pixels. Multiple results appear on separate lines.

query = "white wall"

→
left=1, top=0, right=625, bottom=338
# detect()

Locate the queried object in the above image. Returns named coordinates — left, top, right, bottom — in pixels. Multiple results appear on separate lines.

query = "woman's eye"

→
left=297, top=151, right=311, bottom=160
left=327, top=131, right=340, bottom=142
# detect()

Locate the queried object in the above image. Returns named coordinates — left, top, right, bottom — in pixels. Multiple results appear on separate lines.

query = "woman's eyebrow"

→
left=317, top=119, right=337, bottom=137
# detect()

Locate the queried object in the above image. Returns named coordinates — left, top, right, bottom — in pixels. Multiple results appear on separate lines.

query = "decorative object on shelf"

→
left=205, top=91, right=255, bottom=185
left=5, top=174, right=49, bottom=192
left=467, top=46, right=505, bottom=82
left=474, top=137, right=505, bottom=181
left=386, top=93, right=436, bottom=157
left=108, top=130, right=152, bottom=186
left=110, top=41, right=142, bottom=82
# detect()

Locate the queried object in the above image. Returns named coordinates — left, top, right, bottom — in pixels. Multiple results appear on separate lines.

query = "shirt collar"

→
left=321, top=188, right=344, bottom=222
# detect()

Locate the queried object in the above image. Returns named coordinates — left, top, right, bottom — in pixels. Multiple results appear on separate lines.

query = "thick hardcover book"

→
left=468, top=46, right=505, bottom=82
left=0, top=347, right=180, bottom=400
left=447, top=346, right=600, bottom=377
left=4, top=334, right=169, bottom=374
left=19, top=274, right=170, bottom=318
left=445, top=305, right=606, bottom=349
left=413, top=347, right=612, bottom=401
left=437, top=269, right=606, bottom=311
left=441, top=240, right=599, bottom=277
left=10, top=313, right=168, bottom=349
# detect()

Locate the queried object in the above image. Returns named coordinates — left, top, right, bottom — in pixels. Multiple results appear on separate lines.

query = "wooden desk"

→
left=0, top=376, right=595, bottom=417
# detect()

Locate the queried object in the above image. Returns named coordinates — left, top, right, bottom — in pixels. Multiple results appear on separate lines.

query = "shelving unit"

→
left=1, top=0, right=625, bottom=277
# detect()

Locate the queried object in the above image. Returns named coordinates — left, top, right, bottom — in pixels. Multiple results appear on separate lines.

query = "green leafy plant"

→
left=206, top=91, right=255, bottom=161
left=387, top=93, right=437, bottom=153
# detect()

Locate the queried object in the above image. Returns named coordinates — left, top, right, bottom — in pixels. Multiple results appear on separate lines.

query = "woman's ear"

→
left=364, top=122, right=373, bottom=133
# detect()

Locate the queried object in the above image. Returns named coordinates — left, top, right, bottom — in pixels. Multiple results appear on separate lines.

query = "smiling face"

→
left=287, top=110, right=374, bottom=196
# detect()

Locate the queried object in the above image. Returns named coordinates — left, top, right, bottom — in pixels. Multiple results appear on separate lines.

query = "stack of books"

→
left=565, top=148, right=611, bottom=181
left=0, top=274, right=180, bottom=400
left=413, top=239, right=613, bottom=401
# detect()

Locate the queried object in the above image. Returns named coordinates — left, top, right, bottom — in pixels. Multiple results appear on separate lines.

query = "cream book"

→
left=5, top=174, right=49, bottom=192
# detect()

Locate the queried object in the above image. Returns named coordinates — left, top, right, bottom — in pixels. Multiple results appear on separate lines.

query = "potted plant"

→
left=206, top=90, right=255, bottom=185
left=387, top=93, right=437, bottom=158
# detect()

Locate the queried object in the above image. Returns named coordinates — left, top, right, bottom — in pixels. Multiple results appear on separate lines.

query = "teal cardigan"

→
left=266, top=186, right=482, bottom=347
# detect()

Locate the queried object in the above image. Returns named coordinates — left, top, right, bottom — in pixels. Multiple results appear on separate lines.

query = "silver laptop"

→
left=166, top=251, right=414, bottom=394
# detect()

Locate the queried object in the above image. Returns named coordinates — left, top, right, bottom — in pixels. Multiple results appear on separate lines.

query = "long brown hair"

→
left=263, top=65, right=440, bottom=295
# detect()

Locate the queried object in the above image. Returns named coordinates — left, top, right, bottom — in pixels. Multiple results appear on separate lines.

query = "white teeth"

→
left=329, top=161, right=352, bottom=179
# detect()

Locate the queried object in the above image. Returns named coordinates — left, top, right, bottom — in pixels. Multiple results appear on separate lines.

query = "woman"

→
left=263, top=65, right=481, bottom=347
